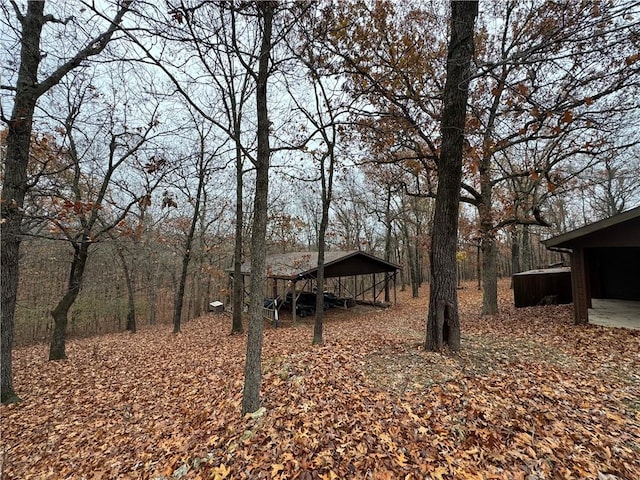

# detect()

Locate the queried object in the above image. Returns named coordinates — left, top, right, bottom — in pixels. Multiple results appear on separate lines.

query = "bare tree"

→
left=284, top=8, right=351, bottom=345
left=586, top=151, right=640, bottom=219
left=0, top=0, right=132, bottom=403
left=171, top=112, right=226, bottom=333
left=43, top=76, right=165, bottom=360
left=126, top=1, right=260, bottom=334
left=426, top=0, right=478, bottom=352
left=323, top=0, right=640, bottom=317
left=240, top=0, right=276, bottom=416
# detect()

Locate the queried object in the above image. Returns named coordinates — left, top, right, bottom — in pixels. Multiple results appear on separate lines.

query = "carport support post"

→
left=393, top=271, right=397, bottom=306
left=372, top=274, right=376, bottom=304
left=291, top=280, right=297, bottom=325
left=384, top=272, right=390, bottom=303
left=571, top=247, right=589, bottom=325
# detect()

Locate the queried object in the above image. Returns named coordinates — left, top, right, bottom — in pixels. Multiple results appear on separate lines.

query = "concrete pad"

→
left=589, top=298, right=640, bottom=330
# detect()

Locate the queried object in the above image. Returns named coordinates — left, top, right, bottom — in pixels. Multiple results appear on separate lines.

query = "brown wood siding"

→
left=513, top=269, right=573, bottom=307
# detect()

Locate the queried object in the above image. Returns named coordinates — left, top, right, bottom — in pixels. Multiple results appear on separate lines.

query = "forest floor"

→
left=2, top=280, right=639, bottom=480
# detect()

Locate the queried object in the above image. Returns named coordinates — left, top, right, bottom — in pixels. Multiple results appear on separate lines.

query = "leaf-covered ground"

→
left=2, top=281, right=639, bottom=479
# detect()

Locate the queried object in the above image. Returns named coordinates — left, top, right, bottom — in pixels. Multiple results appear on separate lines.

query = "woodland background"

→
left=2, top=0, right=640, bottom=477
left=2, top=0, right=638, bottom=347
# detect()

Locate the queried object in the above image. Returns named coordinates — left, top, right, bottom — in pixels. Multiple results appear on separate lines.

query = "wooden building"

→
left=512, top=267, right=572, bottom=308
left=228, top=250, right=401, bottom=320
left=543, top=206, right=640, bottom=324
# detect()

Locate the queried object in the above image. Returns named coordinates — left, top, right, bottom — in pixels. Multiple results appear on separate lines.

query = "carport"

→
left=229, top=250, right=401, bottom=322
left=543, top=206, right=640, bottom=325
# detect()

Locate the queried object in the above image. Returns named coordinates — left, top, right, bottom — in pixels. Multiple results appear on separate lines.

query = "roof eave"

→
left=543, top=205, right=640, bottom=249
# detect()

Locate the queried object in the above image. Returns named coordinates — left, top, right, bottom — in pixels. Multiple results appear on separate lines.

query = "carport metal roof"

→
left=236, top=250, right=400, bottom=280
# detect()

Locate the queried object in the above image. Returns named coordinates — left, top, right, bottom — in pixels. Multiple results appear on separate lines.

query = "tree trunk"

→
left=241, top=1, right=274, bottom=416
left=313, top=155, right=333, bottom=345
left=173, top=148, right=206, bottom=334
left=174, top=244, right=192, bottom=330
left=415, top=220, right=425, bottom=286
left=384, top=185, right=393, bottom=303
left=521, top=224, right=532, bottom=271
left=409, top=243, right=419, bottom=298
left=510, top=226, right=519, bottom=288
left=476, top=242, right=482, bottom=290
left=50, top=296, right=72, bottom=361
left=147, top=259, right=159, bottom=325
left=480, top=235, right=499, bottom=314
left=231, top=127, right=245, bottom=334
left=148, top=277, right=158, bottom=325
left=426, top=0, right=478, bottom=352
left=117, top=248, right=137, bottom=333
left=1, top=0, right=130, bottom=403
left=312, top=246, right=326, bottom=345
left=511, top=226, right=520, bottom=275
left=1, top=2, right=47, bottom=401
left=479, top=184, right=499, bottom=314
left=193, top=208, right=206, bottom=319
left=49, top=243, right=90, bottom=360
left=0, top=228, right=21, bottom=403
left=402, top=221, right=419, bottom=298
left=172, top=245, right=189, bottom=333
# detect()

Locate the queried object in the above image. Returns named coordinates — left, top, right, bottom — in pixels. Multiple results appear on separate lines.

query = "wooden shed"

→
left=512, top=267, right=572, bottom=307
left=543, top=206, right=640, bottom=324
